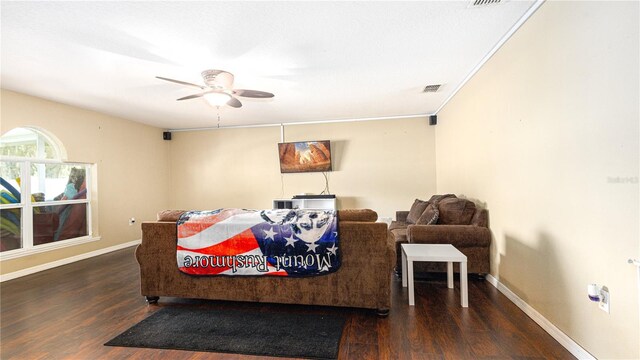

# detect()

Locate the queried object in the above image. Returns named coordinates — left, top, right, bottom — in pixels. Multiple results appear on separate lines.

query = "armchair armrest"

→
left=396, top=211, right=409, bottom=222
left=407, top=225, right=491, bottom=247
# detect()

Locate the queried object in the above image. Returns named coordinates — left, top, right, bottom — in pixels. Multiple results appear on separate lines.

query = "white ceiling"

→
left=1, top=1, right=536, bottom=130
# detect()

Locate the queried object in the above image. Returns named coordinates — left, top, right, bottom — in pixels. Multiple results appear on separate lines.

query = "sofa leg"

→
left=376, top=308, right=390, bottom=317
left=145, top=296, right=159, bottom=304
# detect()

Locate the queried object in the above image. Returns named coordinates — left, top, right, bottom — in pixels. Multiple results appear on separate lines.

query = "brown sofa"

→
left=388, top=195, right=491, bottom=275
left=136, top=209, right=394, bottom=315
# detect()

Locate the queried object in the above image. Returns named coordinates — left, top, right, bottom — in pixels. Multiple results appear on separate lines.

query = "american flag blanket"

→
left=176, top=208, right=340, bottom=277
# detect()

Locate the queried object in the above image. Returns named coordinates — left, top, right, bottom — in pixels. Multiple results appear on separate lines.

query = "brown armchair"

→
left=388, top=195, right=491, bottom=275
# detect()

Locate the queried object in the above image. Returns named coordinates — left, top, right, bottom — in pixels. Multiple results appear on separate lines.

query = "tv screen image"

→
left=278, top=140, right=332, bottom=173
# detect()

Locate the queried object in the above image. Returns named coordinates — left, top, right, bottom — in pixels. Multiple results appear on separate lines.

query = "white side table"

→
left=401, top=243, right=468, bottom=307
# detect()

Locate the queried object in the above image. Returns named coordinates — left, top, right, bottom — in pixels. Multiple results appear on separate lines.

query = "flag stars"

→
left=263, top=227, right=277, bottom=241
left=285, top=235, right=297, bottom=247
left=327, top=244, right=338, bottom=256
left=305, top=242, right=319, bottom=253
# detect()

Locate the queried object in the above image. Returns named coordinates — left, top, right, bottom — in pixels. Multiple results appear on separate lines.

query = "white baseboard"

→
left=485, top=274, right=595, bottom=360
left=0, top=239, right=141, bottom=282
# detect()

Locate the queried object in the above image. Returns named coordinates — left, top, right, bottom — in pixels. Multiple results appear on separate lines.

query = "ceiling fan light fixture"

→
left=156, top=70, right=270, bottom=109
left=204, top=92, right=232, bottom=107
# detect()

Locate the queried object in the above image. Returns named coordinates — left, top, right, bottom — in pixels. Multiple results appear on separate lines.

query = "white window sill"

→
left=0, top=235, right=101, bottom=261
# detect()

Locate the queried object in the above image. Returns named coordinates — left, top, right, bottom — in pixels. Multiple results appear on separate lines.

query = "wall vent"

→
left=471, top=0, right=502, bottom=6
left=422, top=84, right=441, bottom=93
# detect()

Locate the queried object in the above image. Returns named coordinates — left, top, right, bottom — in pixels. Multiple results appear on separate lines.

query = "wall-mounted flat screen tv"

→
left=278, top=140, right=332, bottom=173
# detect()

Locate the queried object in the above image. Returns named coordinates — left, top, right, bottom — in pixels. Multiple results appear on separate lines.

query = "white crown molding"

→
left=485, top=274, right=595, bottom=360
left=167, top=113, right=430, bottom=132
left=0, top=240, right=140, bottom=282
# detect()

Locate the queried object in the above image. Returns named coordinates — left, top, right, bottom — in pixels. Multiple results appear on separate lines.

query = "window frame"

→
left=0, top=155, right=99, bottom=260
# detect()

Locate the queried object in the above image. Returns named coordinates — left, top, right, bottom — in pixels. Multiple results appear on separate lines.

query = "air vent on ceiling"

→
left=471, top=0, right=502, bottom=6
left=423, top=84, right=441, bottom=93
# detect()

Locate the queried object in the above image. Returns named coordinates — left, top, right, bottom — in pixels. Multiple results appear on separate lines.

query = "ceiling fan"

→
left=156, top=69, right=274, bottom=108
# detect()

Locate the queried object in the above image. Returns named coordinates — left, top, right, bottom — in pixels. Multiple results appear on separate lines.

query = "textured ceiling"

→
left=1, top=1, right=536, bottom=129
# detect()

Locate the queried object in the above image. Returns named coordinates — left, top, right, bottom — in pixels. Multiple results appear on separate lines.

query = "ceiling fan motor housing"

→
left=202, top=69, right=234, bottom=90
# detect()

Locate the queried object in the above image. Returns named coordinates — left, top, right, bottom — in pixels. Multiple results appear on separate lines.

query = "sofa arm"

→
left=407, top=225, right=491, bottom=247
left=338, top=209, right=378, bottom=222
left=396, top=211, right=409, bottom=222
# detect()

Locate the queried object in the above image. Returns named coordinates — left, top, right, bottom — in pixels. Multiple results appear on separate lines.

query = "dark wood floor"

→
left=0, top=247, right=574, bottom=360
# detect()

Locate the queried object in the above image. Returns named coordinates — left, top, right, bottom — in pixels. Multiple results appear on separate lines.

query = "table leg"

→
left=461, top=261, right=468, bottom=308
left=447, top=261, right=453, bottom=288
left=408, top=259, right=415, bottom=306
left=401, top=247, right=407, bottom=287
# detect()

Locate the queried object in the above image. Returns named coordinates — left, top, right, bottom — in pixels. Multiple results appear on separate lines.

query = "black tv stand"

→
left=292, top=194, right=336, bottom=199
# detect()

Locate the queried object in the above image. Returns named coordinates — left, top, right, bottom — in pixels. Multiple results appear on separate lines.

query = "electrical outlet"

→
left=128, top=218, right=136, bottom=226
left=599, top=287, right=610, bottom=313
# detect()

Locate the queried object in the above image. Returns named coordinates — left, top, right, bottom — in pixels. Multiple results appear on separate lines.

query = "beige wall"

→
left=168, top=117, right=437, bottom=220
left=436, top=1, right=639, bottom=358
left=1, top=90, right=171, bottom=274
left=0, top=92, right=437, bottom=273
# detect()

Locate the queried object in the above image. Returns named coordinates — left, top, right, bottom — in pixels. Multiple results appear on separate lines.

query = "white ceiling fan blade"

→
left=177, top=93, right=206, bottom=101
left=156, top=76, right=205, bottom=89
left=226, top=97, right=242, bottom=108
left=233, top=89, right=274, bottom=98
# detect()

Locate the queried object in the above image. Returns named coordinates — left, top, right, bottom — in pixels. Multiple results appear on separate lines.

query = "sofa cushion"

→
left=406, top=199, right=429, bottom=224
left=407, top=224, right=490, bottom=247
left=471, top=208, right=489, bottom=227
left=338, top=209, right=377, bottom=222
left=389, top=221, right=408, bottom=231
left=437, top=198, right=476, bottom=225
left=390, top=228, right=408, bottom=244
left=416, top=203, right=439, bottom=225
left=157, top=210, right=186, bottom=222
left=428, top=194, right=456, bottom=203
left=395, top=211, right=410, bottom=223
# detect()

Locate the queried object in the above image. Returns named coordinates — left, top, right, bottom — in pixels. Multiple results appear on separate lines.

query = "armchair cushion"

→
left=406, top=199, right=429, bottom=224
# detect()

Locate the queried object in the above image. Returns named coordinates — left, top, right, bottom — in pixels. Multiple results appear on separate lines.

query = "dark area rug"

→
left=105, top=307, right=346, bottom=359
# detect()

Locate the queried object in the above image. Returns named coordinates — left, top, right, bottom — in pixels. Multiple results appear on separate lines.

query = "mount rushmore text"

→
left=182, top=253, right=333, bottom=273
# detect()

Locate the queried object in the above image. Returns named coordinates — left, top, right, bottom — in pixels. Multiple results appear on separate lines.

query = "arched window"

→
left=0, top=127, right=95, bottom=257
left=0, top=127, right=66, bottom=160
